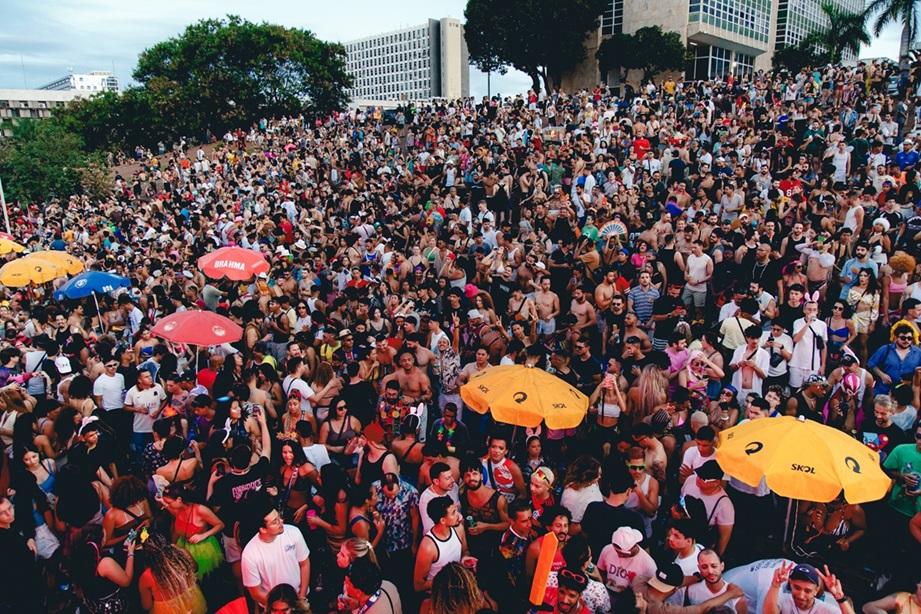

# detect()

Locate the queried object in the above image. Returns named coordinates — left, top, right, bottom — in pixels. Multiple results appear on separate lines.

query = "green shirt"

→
left=882, top=443, right=921, bottom=517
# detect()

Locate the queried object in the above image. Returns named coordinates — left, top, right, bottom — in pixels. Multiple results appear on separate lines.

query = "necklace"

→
left=436, top=422, right=456, bottom=444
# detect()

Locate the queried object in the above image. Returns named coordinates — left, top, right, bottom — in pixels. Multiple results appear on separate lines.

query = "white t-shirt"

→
left=241, top=525, right=310, bottom=604
left=680, top=448, right=725, bottom=478
left=93, top=373, right=126, bottom=411
left=282, top=375, right=315, bottom=418
left=302, top=444, right=331, bottom=470
left=597, top=544, right=657, bottom=594
left=124, top=384, right=165, bottom=433
left=680, top=481, right=735, bottom=527
left=722, top=558, right=790, bottom=613
left=419, top=484, right=460, bottom=535
left=687, top=580, right=744, bottom=611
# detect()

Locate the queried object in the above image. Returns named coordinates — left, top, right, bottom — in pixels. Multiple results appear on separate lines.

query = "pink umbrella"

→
left=198, top=247, right=270, bottom=281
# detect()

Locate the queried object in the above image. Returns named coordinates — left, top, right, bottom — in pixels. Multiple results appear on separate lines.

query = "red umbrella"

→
left=198, top=247, right=270, bottom=281
left=151, top=311, right=243, bottom=346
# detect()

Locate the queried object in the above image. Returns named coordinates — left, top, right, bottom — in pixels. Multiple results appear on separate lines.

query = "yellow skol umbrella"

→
left=0, top=238, right=25, bottom=255
left=715, top=415, right=891, bottom=503
left=27, top=250, right=84, bottom=275
left=460, top=364, right=589, bottom=429
left=0, top=257, right=68, bottom=287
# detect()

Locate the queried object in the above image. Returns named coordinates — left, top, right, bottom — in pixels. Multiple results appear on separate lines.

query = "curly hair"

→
left=563, top=454, right=601, bottom=491
left=888, top=251, right=917, bottom=275
left=109, top=476, right=148, bottom=510
left=430, top=562, right=481, bottom=614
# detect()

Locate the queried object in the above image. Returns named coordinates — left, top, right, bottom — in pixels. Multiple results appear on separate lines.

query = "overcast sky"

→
left=0, top=0, right=902, bottom=97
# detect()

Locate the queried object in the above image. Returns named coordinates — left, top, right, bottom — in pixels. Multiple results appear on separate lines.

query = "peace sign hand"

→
left=771, top=561, right=795, bottom=588
left=817, top=565, right=845, bottom=601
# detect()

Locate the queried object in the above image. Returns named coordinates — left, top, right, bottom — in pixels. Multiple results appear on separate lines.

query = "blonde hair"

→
left=431, top=562, right=481, bottom=614
left=340, top=537, right=378, bottom=566
left=143, top=533, right=198, bottom=611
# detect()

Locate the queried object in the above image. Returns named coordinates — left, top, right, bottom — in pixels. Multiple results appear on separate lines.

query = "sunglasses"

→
left=559, top=568, right=587, bottom=586
left=627, top=464, right=646, bottom=470
left=105, top=363, right=118, bottom=368
left=914, top=432, right=921, bottom=440
left=898, top=335, right=914, bottom=340
left=832, top=306, right=844, bottom=310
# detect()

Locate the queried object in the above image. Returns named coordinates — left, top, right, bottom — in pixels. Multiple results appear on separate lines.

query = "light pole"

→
left=0, top=177, right=10, bottom=235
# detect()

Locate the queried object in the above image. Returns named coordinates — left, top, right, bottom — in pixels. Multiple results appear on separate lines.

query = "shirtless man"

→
left=621, top=311, right=652, bottom=352
left=570, top=287, right=598, bottom=339
left=595, top=269, right=618, bottom=323
left=405, top=332, right=437, bottom=370
left=417, top=440, right=461, bottom=490
left=374, top=338, right=397, bottom=373
left=534, top=277, right=560, bottom=339
left=797, top=236, right=836, bottom=304
left=381, top=349, right=432, bottom=404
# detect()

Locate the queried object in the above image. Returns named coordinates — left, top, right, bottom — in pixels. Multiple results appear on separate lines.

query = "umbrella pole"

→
left=92, top=291, right=103, bottom=335
left=782, top=497, right=795, bottom=547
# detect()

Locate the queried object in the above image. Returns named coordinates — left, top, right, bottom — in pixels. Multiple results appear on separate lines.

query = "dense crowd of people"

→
left=1, top=60, right=921, bottom=614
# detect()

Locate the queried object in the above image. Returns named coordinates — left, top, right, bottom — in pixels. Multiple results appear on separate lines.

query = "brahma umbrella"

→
left=198, top=247, right=270, bottom=281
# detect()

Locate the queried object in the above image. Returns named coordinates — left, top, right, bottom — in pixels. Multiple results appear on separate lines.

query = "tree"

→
left=772, top=40, right=825, bottom=73
left=631, top=27, right=689, bottom=81
left=801, top=3, right=871, bottom=64
left=133, top=15, right=351, bottom=136
left=0, top=120, right=104, bottom=203
left=596, top=33, right=637, bottom=82
left=464, top=0, right=609, bottom=93
left=865, top=0, right=919, bottom=62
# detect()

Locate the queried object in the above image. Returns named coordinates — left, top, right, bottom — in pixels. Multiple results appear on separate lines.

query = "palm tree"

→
left=802, top=3, right=871, bottom=64
left=865, top=0, right=919, bottom=61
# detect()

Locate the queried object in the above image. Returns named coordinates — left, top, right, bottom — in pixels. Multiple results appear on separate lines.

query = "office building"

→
left=39, top=70, right=119, bottom=93
left=774, top=0, right=863, bottom=56
left=564, top=0, right=863, bottom=88
left=343, top=18, right=469, bottom=102
left=0, top=89, right=89, bottom=137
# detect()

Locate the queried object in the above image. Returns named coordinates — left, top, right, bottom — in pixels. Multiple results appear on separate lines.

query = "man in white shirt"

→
left=597, top=527, right=657, bottom=597
left=680, top=461, right=736, bottom=556
left=418, top=461, right=460, bottom=534
left=242, top=502, right=310, bottom=610
left=763, top=562, right=848, bottom=614
left=728, top=324, right=770, bottom=403
left=123, top=370, right=166, bottom=465
left=93, top=356, right=128, bottom=454
left=687, top=549, right=747, bottom=613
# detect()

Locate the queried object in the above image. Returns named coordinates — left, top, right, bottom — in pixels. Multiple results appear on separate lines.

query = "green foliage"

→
left=772, top=40, right=825, bottom=73
left=133, top=15, right=351, bottom=135
left=801, top=3, right=871, bottom=64
left=597, top=27, right=688, bottom=81
left=464, top=0, right=609, bottom=93
left=596, top=33, right=636, bottom=81
left=865, top=0, right=919, bottom=59
left=0, top=120, right=104, bottom=203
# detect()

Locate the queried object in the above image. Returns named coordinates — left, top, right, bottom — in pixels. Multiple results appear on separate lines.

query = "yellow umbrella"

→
left=460, top=364, right=589, bottom=429
left=715, top=415, right=891, bottom=503
left=0, top=257, right=67, bottom=287
left=27, top=250, right=84, bottom=275
left=0, top=239, right=25, bottom=255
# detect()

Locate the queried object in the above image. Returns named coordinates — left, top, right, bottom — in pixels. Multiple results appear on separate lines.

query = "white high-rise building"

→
left=39, top=70, right=119, bottom=93
left=344, top=18, right=469, bottom=102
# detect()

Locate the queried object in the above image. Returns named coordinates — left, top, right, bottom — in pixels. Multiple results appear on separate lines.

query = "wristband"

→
left=836, top=597, right=848, bottom=604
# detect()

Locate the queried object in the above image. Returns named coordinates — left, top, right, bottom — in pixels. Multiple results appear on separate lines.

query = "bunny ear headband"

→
left=408, top=403, right=425, bottom=418
left=805, top=291, right=820, bottom=303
